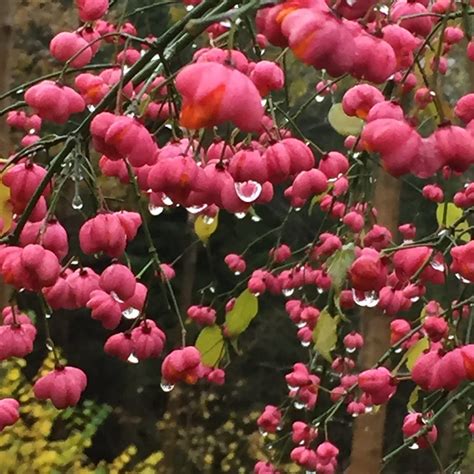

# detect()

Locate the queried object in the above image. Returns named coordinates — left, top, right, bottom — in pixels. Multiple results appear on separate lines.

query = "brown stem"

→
left=346, top=169, right=402, bottom=474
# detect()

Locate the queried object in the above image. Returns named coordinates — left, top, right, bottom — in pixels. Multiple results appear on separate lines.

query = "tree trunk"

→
left=346, top=170, right=402, bottom=474
left=0, top=0, right=14, bottom=307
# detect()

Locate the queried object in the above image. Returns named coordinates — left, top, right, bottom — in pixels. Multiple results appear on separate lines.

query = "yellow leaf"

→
left=0, top=177, right=13, bottom=235
left=406, top=337, right=429, bottom=372
left=194, top=213, right=219, bottom=243
left=195, top=325, right=225, bottom=367
left=328, top=103, right=364, bottom=136
left=225, top=290, right=259, bottom=337
left=436, top=203, right=470, bottom=241
left=312, top=308, right=338, bottom=362
left=407, top=387, right=419, bottom=412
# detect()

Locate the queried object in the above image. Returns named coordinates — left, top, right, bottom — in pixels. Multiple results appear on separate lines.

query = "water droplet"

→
left=353, top=289, right=379, bottom=308
left=260, top=99, right=267, bottom=107
left=430, top=260, right=444, bottom=272
left=437, top=229, right=448, bottom=237
left=71, top=259, right=79, bottom=266
left=28, top=128, right=36, bottom=135
left=317, top=287, right=324, bottom=295
left=258, top=428, right=268, bottom=436
left=46, top=342, right=54, bottom=351
left=127, top=353, right=139, bottom=364
left=282, top=288, right=295, bottom=297
left=294, top=401, right=305, bottom=410
left=315, top=95, right=325, bottom=103
left=251, top=214, right=262, bottom=222
left=162, top=194, right=174, bottom=206
left=148, top=203, right=164, bottom=216
left=209, top=285, right=216, bottom=294
left=45, top=313, right=52, bottom=320
left=456, top=273, right=471, bottom=284
left=111, top=291, right=124, bottom=304
left=294, top=207, right=302, bottom=212
left=266, top=443, right=273, bottom=450
left=394, top=347, right=402, bottom=354
left=203, top=215, right=215, bottom=225
left=235, top=180, right=262, bottom=203
left=16, top=88, right=24, bottom=95
left=185, top=4, right=194, bottom=11
left=87, top=104, right=96, bottom=112
left=160, top=379, right=175, bottom=392
left=410, top=296, right=420, bottom=303
left=351, top=413, right=359, bottom=418
left=365, top=406, right=373, bottom=414
left=234, top=271, right=241, bottom=276
left=234, top=212, right=246, bottom=220
left=346, top=347, right=356, bottom=354
left=122, top=307, right=140, bottom=320
left=296, top=321, right=307, bottom=329
left=378, top=4, right=389, bottom=14
left=186, top=204, right=208, bottom=214
left=72, top=194, right=83, bottom=210
left=287, top=384, right=298, bottom=391
left=408, top=442, right=419, bottom=450
left=301, top=340, right=310, bottom=348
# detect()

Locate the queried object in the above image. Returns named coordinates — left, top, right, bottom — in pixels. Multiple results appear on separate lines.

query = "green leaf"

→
left=328, top=103, right=364, bottom=136
left=436, top=203, right=470, bottom=242
left=407, top=387, right=420, bottom=412
left=406, top=337, right=429, bottom=372
left=225, top=289, right=259, bottom=337
left=326, top=243, right=356, bottom=291
left=195, top=325, right=225, bottom=367
left=312, top=308, right=338, bottom=362
left=194, top=213, right=219, bottom=243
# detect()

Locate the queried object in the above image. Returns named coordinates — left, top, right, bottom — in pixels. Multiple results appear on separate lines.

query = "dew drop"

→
left=282, top=288, right=295, bottom=297
left=160, top=379, right=175, bottom=392
left=365, top=406, right=373, bottom=414
left=352, top=413, right=359, bottom=418
left=455, top=273, right=471, bottom=284
left=203, top=215, right=215, bottom=225
left=162, top=194, right=174, bottom=206
left=234, top=212, right=247, bottom=220
left=16, top=88, right=24, bottom=95
left=122, top=307, right=140, bottom=320
left=186, top=204, right=208, bottom=214
left=266, top=443, right=273, bottom=450
left=430, top=260, right=444, bottom=272
left=300, top=340, right=310, bottom=348
left=251, top=214, right=262, bottom=222
left=111, top=291, right=125, bottom=304
left=234, top=180, right=262, bottom=203
left=259, top=428, right=268, bottom=436
left=148, top=203, right=164, bottom=216
left=287, top=384, right=298, bottom=391
left=72, top=194, right=83, bottom=210
left=296, top=321, right=307, bottom=329
left=45, top=313, right=52, bottom=320
left=394, top=347, right=403, bottom=354
left=345, top=347, right=356, bottom=354
left=209, top=285, right=216, bottom=294
left=317, top=287, right=324, bottom=295
left=127, top=353, right=139, bottom=364
left=87, top=104, right=96, bottom=112
left=46, top=342, right=54, bottom=351
left=353, top=289, right=379, bottom=307
left=185, top=4, right=194, bottom=11
left=315, top=95, right=325, bottom=103
left=294, top=401, right=305, bottom=410
left=408, top=442, right=419, bottom=450
left=410, top=296, right=420, bottom=303
left=234, top=271, right=241, bottom=276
